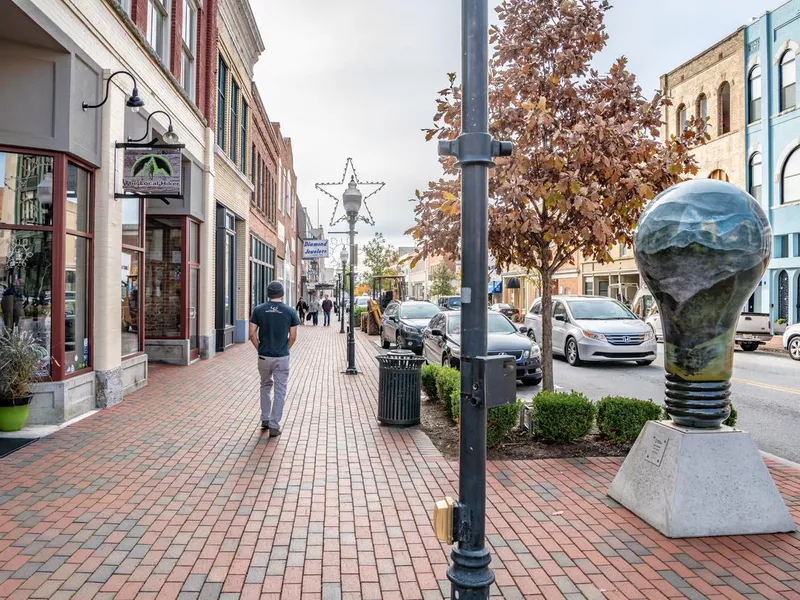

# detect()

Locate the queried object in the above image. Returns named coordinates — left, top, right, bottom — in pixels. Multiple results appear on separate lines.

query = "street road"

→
left=518, top=346, right=800, bottom=464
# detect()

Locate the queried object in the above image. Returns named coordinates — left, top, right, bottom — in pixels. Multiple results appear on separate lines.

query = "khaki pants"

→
left=258, top=355, right=290, bottom=429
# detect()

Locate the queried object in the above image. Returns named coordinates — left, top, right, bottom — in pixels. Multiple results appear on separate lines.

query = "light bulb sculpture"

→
left=610, top=178, right=795, bottom=539
left=634, top=179, right=770, bottom=427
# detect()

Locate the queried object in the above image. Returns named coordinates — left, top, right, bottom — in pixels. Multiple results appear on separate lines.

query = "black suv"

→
left=380, top=301, right=441, bottom=353
left=437, top=296, right=461, bottom=311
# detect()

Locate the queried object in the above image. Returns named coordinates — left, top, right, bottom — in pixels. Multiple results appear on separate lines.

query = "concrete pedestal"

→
left=608, top=421, right=796, bottom=538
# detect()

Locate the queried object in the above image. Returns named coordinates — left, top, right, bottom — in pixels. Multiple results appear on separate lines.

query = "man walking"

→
left=309, top=295, right=321, bottom=326
left=249, top=281, right=300, bottom=436
left=322, top=294, right=333, bottom=326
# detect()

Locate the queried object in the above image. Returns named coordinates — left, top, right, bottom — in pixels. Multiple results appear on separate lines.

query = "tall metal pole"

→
left=439, top=1, right=512, bottom=597
left=346, top=214, right=357, bottom=373
left=340, top=259, right=346, bottom=333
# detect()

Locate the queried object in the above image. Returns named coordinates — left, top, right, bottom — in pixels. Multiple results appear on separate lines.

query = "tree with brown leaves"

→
left=406, top=0, right=708, bottom=391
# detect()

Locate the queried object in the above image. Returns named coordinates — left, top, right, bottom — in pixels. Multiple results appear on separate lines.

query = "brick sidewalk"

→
left=0, top=325, right=798, bottom=599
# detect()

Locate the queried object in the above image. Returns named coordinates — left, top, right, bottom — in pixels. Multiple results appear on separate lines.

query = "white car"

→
left=783, top=324, right=800, bottom=361
left=524, top=295, right=657, bottom=366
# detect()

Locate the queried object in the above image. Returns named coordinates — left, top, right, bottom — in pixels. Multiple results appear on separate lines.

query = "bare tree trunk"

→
left=540, top=269, right=555, bottom=392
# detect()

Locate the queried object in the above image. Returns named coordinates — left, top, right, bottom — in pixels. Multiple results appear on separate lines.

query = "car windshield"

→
left=400, top=304, right=440, bottom=320
left=448, top=313, right=517, bottom=334
left=566, top=299, right=636, bottom=320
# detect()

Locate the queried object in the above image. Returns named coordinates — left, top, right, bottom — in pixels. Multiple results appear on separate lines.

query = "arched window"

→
left=782, top=146, right=800, bottom=204
left=749, top=153, right=763, bottom=202
left=781, top=50, right=796, bottom=111
left=749, top=66, right=762, bottom=124
left=709, top=169, right=729, bottom=182
left=676, top=104, right=687, bottom=135
left=696, top=94, right=708, bottom=122
left=718, top=81, right=731, bottom=134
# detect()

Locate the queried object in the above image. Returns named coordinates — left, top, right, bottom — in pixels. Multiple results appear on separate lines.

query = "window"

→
left=181, top=0, right=197, bottom=99
left=553, top=301, right=568, bottom=321
left=147, top=0, right=168, bottom=62
left=251, top=148, right=257, bottom=205
left=122, top=198, right=143, bottom=356
left=795, top=234, right=800, bottom=258
left=145, top=218, right=183, bottom=338
left=697, top=94, right=708, bottom=122
left=217, top=58, right=227, bottom=149
left=284, top=172, right=292, bottom=214
left=229, top=80, right=239, bottom=165
left=117, top=0, right=132, bottom=14
left=677, top=104, right=687, bottom=135
left=240, top=102, right=248, bottom=171
left=749, top=153, right=762, bottom=202
left=250, top=236, right=275, bottom=312
left=620, top=244, right=628, bottom=257
left=782, top=147, right=800, bottom=204
left=583, top=280, right=593, bottom=296
left=781, top=51, right=796, bottom=112
left=778, top=270, right=789, bottom=321
left=530, top=300, right=541, bottom=315
left=775, top=235, right=789, bottom=258
left=719, top=82, right=731, bottom=134
left=216, top=207, right=237, bottom=350
left=748, top=65, right=761, bottom=124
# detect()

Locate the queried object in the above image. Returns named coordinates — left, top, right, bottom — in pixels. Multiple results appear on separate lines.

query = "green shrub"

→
left=597, top=396, right=662, bottom=444
left=353, top=306, right=367, bottom=320
left=487, top=400, right=522, bottom=448
left=724, top=403, right=738, bottom=428
left=449, top=388, right=461, bottom=424
left=421, top=364, right=440, bottom=402
left=531, top=391, right=595, bottom=443
left=435, top=367, right=461, bottom=420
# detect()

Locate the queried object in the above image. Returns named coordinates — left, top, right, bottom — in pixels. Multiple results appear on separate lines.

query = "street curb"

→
left=757, top=347, right=788, bottom=356
left=761, top=451, right=800, bottom=472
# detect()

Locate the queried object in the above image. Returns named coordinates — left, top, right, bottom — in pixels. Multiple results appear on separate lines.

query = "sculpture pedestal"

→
left=608, top=421, right=796, bottom=538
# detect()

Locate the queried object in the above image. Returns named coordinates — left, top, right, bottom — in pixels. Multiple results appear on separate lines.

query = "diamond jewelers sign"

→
left=302, top=239, right=329, bottom=259
left=122, top=147, right=182, bottom=196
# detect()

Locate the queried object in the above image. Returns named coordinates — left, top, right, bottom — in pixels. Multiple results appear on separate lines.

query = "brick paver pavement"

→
left=0, top=325, right=798, bottom=599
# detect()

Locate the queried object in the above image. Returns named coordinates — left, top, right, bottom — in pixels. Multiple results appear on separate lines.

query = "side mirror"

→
left=554, top=314, right=566, bottom=323
left=518, top=326, right=529, bottom=334
left=431, top=328, right=443, bottom=337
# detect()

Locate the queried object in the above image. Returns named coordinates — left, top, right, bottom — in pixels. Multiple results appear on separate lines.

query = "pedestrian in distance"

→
left=295, top=299, right=308, bottom=325
left=309, top=296, right=321, bottom=326
left=322, top=294, right=333, bottom=326
left=249, top=281, right=300, bottom=437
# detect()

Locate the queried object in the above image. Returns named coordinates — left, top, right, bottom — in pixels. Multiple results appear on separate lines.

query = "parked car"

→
left=631, top=287, right=771, bottom=351
left=437, top=296, right=461, bottom=311
left=490, top=303, right=520, bottom=320
left=524, top=295, right=657, bottom=366
left=354, top=296, right=370, bottom=309
left=783, top=323, right=800, bottom=361
left=380, top=301, right=441, bottom=353
left=422, top=310, right=542, bottom=385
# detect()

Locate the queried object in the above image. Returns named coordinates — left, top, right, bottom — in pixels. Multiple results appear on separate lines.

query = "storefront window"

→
left=145, top=217, right=182, bottom=338
left=122, top=197, right=141, bottom=247
left=0, top=231, right=53, bottom=376
left=0, top=152, right=54, bottom=227
left=64, top=235, right=90, bottom=373
left=250, top=235, right=275, bottom=311
left=121, top=250, right=140, bottom=356
left=66, top=164, right=90, bottom=232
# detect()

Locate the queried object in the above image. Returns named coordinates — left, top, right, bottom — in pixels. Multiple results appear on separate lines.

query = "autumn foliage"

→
left=406, top=0, right=708, bottom=391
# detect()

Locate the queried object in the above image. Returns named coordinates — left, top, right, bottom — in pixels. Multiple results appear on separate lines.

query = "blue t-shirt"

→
left=250, top=301, right=301, bottom=357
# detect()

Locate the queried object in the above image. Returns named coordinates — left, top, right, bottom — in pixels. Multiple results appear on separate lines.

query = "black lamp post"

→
left=340, top=247, right=348, bottom=334
left=436, top=1, right=513, bottom=598
left=128, top=110, right=179, bottom=144
left=340, top=182, right=361, bottom=373
left=82, top=70, right=145, bottom=112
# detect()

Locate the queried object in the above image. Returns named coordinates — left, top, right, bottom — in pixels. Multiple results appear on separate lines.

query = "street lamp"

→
left=128, top=110, right=180, bottom=144
left=340, top=246, right=348, bottom=334
left=82, top=70, right=145, bottom=112
left=341, top=183, right=361, bottom=369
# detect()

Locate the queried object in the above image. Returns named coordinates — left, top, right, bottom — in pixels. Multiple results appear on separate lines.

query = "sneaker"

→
left=261, top=421, right=269, bottom=430
left=269, top=427, right=282, bottom=437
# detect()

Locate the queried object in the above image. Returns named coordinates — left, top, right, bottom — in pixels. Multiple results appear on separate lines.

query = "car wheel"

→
left=739, top=342, right=759, bottom=352
left=789, top=336, right=800, bottom=361
left=636, top=359, right=654, bottom=366
left=380, top=329, right=390, bottom=349
left=521, top=377, right=542, bottom=386
left=565, top=338, right=582, bottom=366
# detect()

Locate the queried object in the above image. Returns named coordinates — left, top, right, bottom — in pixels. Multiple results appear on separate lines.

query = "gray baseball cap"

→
left=267, top=281, right=284, bottom=299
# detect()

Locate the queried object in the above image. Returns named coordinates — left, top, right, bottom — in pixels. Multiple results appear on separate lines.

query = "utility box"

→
left=476, top=355, right=516, bottom=408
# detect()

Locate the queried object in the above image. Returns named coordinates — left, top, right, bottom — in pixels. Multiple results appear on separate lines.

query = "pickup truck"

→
left=631, top=288, right=772, bottom=352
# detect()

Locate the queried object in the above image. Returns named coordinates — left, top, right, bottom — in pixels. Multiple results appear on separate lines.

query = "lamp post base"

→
left=344, top=368, right=359, bottom=375
left=447, top=546, right=494, bottom=599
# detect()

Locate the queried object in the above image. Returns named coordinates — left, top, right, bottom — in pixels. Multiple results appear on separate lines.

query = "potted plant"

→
left=775, top=318, right=788, bottom=335
left=0, top=329, right=40, bottom=432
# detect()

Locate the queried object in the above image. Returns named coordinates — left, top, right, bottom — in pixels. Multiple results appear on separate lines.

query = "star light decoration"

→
left=315, top=158, right=384, bottom=227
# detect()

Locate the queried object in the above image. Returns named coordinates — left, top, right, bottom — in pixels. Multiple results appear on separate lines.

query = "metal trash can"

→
left=376, top=349, right=425, bottom=426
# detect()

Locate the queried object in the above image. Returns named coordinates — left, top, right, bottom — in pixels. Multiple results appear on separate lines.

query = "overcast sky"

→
left=251, top=0, right=774, bottom=256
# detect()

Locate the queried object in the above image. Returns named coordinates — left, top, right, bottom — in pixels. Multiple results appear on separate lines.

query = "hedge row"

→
left=421, top=363, right=520, bottom=448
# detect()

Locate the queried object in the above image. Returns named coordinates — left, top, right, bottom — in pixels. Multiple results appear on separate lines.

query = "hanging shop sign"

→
left=303, top=239, right=329, bottom=259
left=118, top=144, right=183, bottom=199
